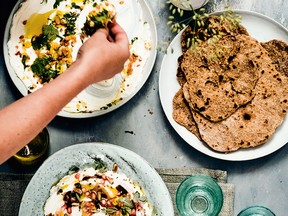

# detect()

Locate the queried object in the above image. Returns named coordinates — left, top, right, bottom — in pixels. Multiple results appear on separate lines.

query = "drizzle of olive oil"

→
left=24, top=9, right=57, bottom=39
left=71, top=0, right=84, bottom=3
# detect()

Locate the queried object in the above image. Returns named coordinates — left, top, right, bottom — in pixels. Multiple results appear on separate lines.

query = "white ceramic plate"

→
left=18, top=142, right=174, bottom=215
left=3, top=0, right=157, bottom=118
left=159, top=10, right=288, bottom=161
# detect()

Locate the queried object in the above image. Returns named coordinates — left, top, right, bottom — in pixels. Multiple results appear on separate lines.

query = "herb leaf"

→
left=21, top=54, right=28, bottom=69
left=53, top=0, right=65, bottom=9
left=82, top=9, right=111, bottom=36
left=43, top=24, right=58, bottom=41
left=104, top=207, right=118, bottom=214
left=118, top=197, right=134, bottom=209
left=31, top=56, right=59, bottom=83
left=63, top=12, right=78, bottom=36
left=31, top=35, right=47, bottom=50
left=31, top=24, right=58, bottom=50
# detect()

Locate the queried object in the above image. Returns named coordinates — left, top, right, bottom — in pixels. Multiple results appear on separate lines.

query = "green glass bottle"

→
left=14, top=127, right=49, bottom=165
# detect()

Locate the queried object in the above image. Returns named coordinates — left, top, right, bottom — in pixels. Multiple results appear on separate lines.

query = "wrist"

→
left=66, top=60, right=96, bottom=88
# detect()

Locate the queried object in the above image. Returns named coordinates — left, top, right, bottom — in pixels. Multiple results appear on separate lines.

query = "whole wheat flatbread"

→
left=172, top=89, right=201, bottom=139
left=176, top=55, right=187, bottom=86
left=177, top=15, right=249, bottom=82
left=261, top=40, right=288, bottom=77
left=181, top=15, right=249, bottom=53
left=173, top=15, right=250, bottom=138
left=181, top=34, right=265, bottom=122
left=172, top=13, right=288, bottom=153
left=193, top=52, right=288, bottom=152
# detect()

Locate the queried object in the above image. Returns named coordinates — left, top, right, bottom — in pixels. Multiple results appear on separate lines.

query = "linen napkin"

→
left=156, top=167, right=235, bottom=216
left=0, top=168, right=234, bottom=216
left=0, top=173, right=33, bottom=216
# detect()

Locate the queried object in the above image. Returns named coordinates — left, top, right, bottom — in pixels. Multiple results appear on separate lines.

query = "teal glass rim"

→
left=238, top=206, right=276, bottom=216
left=176, top=174, right=223, bottom=216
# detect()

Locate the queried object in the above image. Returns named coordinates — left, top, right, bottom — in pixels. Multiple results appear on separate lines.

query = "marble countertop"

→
left=0, top=0, right=287, bottom=215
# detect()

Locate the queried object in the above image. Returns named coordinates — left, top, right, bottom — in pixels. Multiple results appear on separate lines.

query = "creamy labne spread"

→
left=7, top=0, right=152, bottom=113
left=44, top=166, right=153, bottom=216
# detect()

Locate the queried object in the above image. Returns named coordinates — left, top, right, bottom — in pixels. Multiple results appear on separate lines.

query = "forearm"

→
left=0, top=22, right=129, bottom=164
left=0, top=62, right=91, bottom=164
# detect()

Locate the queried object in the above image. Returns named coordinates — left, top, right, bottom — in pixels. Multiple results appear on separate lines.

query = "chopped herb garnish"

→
left=53, top=0, right=65, bottom=9
left=104, top=207, right=118, bottom=214
left=31, top=35, right=48, bottom=50
left=63, top=12, right=78, bottom=36
left=117, top=197, right=134, bottom=209
left=31, top=56, right=59, bottom=83
left=43, top=24, right=58, bottom=41
left=68, top=165, right=80, bottom=174
left=71, top=2, right=81, bottom=10
left=131, top=37, right=138, bottom=44
left=88, top=156, right=107, bottom=171
left=21, top=54, right=28, bottom=69
left=82, top=9, right=111, bottom=36
left=31, top=24, right=59, bottom=50
left=133, top=191, right=148, bottom=202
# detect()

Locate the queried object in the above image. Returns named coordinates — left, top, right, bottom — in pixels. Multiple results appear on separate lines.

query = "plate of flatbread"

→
left=159, top=10, right=288, bottom=161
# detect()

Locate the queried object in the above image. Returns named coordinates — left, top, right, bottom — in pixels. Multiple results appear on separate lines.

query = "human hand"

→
left=75, top=22, right=130, bottom=85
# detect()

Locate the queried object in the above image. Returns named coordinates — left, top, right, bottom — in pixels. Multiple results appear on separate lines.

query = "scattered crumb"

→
left=148, top=109, right=153, bottom=115
left=125, top=130, right=135, bottom=135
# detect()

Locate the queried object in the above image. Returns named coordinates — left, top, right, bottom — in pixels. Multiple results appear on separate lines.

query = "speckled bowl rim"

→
left=18, top=142, right=174, bottom=216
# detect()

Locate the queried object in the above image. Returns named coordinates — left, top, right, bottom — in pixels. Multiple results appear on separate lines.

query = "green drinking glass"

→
left=176, top=174, right=223, bottom=216
left=237, top=206, right=275, bottom=216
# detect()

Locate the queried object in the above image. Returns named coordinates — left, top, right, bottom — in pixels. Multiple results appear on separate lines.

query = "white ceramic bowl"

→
left=170, top=0, right=209, bottom=10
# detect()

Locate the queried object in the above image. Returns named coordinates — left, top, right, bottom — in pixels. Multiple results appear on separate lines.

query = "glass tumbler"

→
left=176, top=174, right=223, bottom=216
left=237, top=206, right=275, bottom=216
left=13, top=127, right=49, bottom=165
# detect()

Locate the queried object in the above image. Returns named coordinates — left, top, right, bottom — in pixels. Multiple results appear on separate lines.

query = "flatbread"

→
left=172, top=89, right=200, bottom=139
left=181, top=15, right=249, bottom=53
left=261, top=40, right=288, bottom=77
left=177, top=15, right=249, bottom=83
left=176, top=55, right=187, bottom=86
left=193, top=52, right=288, bottom=152
left=181, top=34, right=265, bottom=122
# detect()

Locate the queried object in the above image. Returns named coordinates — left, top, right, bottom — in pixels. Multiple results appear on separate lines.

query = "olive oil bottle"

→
left=13, top=127, right=49, bottom=165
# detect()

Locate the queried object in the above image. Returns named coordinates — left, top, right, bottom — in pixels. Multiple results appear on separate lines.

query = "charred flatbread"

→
left=177, top=15, right=249, bottom=83
left=181, top=34, right=266, bottom=122
left=172, top=89, right=201, bottom=139
left=181, top=15, right=249, bottom=53
left=193, top=51, right=288, bottom=152
left=261, top=40, right=288, bottom=77
left=172, top=12, right=288, bottom=153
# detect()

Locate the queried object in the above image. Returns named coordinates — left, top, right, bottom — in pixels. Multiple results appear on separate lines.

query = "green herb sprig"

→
left=166, top=1, right=242, bottom=50
left=166, top=1, right=210, bottom=49
left=166, top=3, right=186, bottom=33
left=166, top=0, right=208, bottom=34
